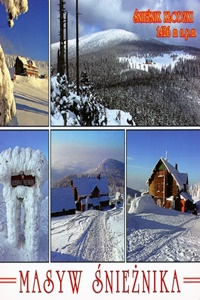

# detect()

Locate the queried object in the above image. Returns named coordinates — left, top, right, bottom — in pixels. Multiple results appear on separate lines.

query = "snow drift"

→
left=127, top=194, right=200, bottom=261
left=0, top=45, right=16, bottom=125
left=128, top=194, right=158, bottom=214
left=0, top=147, right=48, bottom=261
left=0, top=0, right=28, bottom=27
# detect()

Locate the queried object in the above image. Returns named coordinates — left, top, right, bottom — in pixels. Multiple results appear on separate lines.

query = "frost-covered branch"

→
left=0, top=0, right=28, bottom=27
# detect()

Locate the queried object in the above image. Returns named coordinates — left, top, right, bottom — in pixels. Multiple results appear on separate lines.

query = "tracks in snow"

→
left=127, top=213, right=200, bottom=262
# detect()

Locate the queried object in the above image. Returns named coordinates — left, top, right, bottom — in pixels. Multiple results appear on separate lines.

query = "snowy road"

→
left=51, top=207, right=124, bottom=262
left=127, top=195, right=200, bottom=262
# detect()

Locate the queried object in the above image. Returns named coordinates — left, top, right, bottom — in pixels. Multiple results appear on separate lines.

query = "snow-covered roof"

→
left=73, top=177, right=109, bottom=196
left=0, top=147, right=48, bottom=185
left=52, top=187, right=76, bottom=212
left=166, top=196, right=174, bottom=202
left=162, top=158, right=188, bottom=189
left=17, top=56, right=29, bottom=66
left=17, top=56, right=37, bottom=68
left=147, top=157, right=188, bottom=190
left=27, top=59, right=37, bottom=68
left=180, top=191, right=194, bottom=203
left=81, top=195, right=110, bottom=206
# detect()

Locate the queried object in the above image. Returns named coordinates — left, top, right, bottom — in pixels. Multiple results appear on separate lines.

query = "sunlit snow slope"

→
left=127, top=195, right=200, bottom=262
left=51, top=29, right=142, bottom=64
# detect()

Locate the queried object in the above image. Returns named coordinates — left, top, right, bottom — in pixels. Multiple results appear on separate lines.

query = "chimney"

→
left=175, top=163, right=178, bottom=170
left=97, top=173, right=101, bottom=180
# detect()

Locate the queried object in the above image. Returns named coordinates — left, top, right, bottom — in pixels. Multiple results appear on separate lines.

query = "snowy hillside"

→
left=51, top=29, right=142, bottom=64
left=127, top=194, right=200, bottom=262
left=52, top=158, right=124, bottom=194
left=51, top=205, right=124, bottom=262
left=119, top=51, right=196, bottom=73
left=87, top=158, right=124, bottom=179
left=190, top=183, right=200, bottom=204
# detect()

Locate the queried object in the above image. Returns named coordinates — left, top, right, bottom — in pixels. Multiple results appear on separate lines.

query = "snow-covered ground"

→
left=119, top=51, right=196, bottom=73
left=13, top=75, right=48, bottom=126
left=51, top=205, right=124, bottom=262
left=127, top=194, right=200, bottom=262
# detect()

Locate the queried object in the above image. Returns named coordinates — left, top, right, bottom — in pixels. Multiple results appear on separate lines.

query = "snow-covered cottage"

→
left=147, top=157, right=194, bottom=212
left=71, top=175, right=110, bottom=211
left=51, top=187, right=76, bottom=217
left=14, top=56, right=39, bottom=77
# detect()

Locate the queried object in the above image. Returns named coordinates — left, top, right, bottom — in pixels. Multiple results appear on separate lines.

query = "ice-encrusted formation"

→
left=0, top=147, right=48, bottom=261
left=0, top=45, right=16, bottom=126
left=0, top=0, right=28, bottom=27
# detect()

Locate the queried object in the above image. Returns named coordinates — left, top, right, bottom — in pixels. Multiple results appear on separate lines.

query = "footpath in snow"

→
left=127, top=195, right=200, bottom=262
left=51, top=207, right=124, bottom=262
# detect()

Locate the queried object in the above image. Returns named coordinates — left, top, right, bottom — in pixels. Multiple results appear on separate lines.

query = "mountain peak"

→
left=51, top=29, right=142, bottom=63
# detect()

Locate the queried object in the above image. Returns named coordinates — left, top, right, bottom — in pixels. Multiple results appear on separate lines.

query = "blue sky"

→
left=51, top=130, right=125, bottom=181
left=51, top=0, right=200, bottom=48
left=127, top=130, right=200, bottom=191
left=0, top=130, right=49, bottom=160
left=0, top=0, right=48, bottom=61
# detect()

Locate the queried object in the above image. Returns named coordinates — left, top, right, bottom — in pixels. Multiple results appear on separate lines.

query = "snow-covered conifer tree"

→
left=0, top=45, right=16, bottom=126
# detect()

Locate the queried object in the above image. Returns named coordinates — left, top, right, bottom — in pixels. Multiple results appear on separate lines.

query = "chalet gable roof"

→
left=147, top=157, right=188, bottom=190
left=73, top=176, right=109, bottom=197
left=16, top=56, right=37, bottom=68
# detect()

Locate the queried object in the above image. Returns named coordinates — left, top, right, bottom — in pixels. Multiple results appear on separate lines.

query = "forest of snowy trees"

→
left=51, top=71, right=108, bottom=126
left=66, top=46, right=200, bottom=126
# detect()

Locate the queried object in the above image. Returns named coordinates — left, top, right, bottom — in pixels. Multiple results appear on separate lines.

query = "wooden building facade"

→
left=147, top=158, right=194, bottom=212
left=14, top=56, right=39, bottom=78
